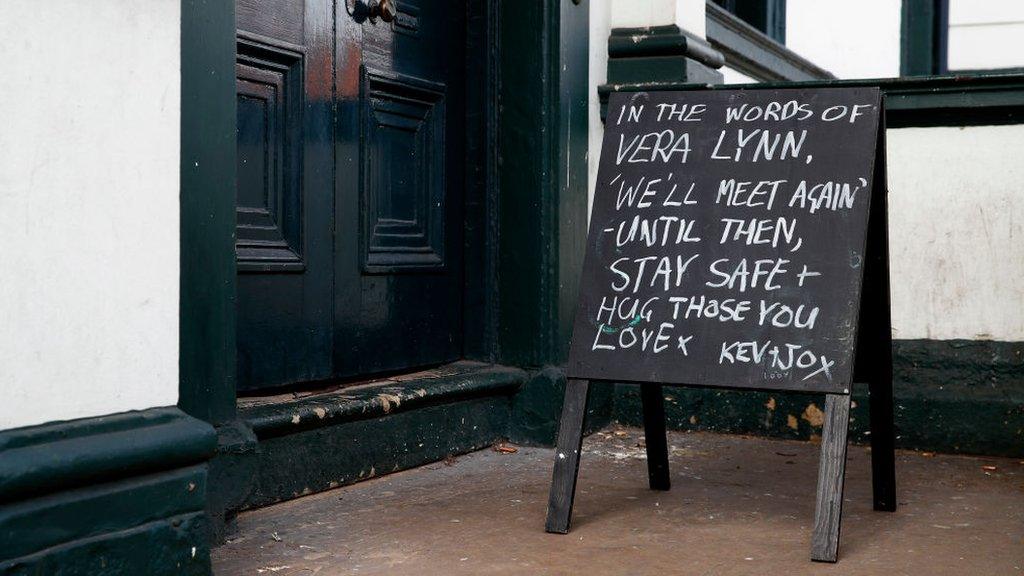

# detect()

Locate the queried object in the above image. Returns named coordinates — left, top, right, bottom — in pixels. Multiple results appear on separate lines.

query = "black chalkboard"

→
left=567, top=87, right=882, bottom=395
left=549, top=87, right=896, bottom=562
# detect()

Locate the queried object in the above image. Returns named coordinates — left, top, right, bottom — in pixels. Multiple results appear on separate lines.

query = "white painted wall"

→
left=948, top=0, right=1024, bottom=70
left=589, top=0, right=613, bottom=221
left=886, top=126, right=1024, bottom=341
left=609, top=0, right=705, bottom=36
left=0, top=1, right=181, bottom=430
left=609, top=0, right=676, bottom=28
left=785, top=0, right=901, bottom=79
left=720, top=66, right=757, bottom=84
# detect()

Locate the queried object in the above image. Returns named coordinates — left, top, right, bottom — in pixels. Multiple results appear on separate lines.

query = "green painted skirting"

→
left=0, top=408, right=215, bottom=574
left=0, top=407, right=215, bottom=503
left=2, top=512, right=209, bottom=576
left=0, top=466, right=207, bottom=564
left=613, top=339, right=1024, bottom=457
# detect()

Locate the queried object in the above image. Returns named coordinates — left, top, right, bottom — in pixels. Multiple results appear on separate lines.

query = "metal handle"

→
left=369, top=0, right=396, bottom=23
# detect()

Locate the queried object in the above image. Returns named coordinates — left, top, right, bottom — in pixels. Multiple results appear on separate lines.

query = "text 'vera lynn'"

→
left=613, top=127, right=811, bottom=165
left=710, top=128, right=808, bottom=163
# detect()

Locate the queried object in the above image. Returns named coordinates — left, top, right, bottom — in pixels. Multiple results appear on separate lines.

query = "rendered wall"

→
left=786, top=0, right=901, bottom=79
left=887, top=125, right=1024, bottom=341
left=0, top=0, right=181, bottom=429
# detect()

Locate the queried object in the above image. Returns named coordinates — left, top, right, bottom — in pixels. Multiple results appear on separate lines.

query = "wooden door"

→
left=236, top=0, right=466, bottom=392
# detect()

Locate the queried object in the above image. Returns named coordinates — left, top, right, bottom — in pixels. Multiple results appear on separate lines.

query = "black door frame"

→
left=180, top=0, right=239, bottom=426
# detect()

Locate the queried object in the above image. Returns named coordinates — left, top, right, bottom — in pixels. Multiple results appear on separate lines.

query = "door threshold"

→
left=239, top=361, right=526, bottom=440
left=230, top=361, right=526, bottom=510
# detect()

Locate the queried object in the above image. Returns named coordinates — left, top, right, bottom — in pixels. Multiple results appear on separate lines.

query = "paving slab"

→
left=212, top=428, right=1023, bottom=575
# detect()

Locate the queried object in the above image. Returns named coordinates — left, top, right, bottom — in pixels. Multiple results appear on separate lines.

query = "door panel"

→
left=235, top=35, right=304, bottom=272
left=361, top=69, right=446, bottom=271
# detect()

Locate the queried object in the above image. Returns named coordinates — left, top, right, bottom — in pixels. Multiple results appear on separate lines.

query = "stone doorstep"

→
left=224, top=361, right=530, bottom=513
left=238, top=361, right=527, bottom=441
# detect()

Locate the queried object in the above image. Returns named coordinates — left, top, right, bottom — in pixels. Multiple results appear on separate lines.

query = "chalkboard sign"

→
left=548, top=88, right=896, bottom=563
left=567, top=87, right=882, bottom=394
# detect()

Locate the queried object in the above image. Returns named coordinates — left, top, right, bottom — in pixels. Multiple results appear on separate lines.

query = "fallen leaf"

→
left=801, top=403, right=825, bottom=427
left=921, top=452, right=935, bottom=457
left=493, top=443, right=518, bottom=454
left=982, top=465, right=997, bottom=472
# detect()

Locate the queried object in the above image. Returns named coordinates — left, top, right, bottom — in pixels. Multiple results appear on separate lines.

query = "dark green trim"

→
left=953, top=66, right=1024, bottom=76
left=179, top=0, right=240, bottom=545
left=0, top=466, right=206, bottom=562
left=204, top=422, right=258, bottom=543
left=613, top=339, right=1024, bottom=458
left=606, top=25, right=724, bottom=85
left=553, top=0, right=590, bottom=368
left=901, top=0, right=949, bottom=76
left=494, top=0, right=609, bottom=446
left=0, top=407, right=215, bottom=504
left=2, top=513, right=209, bottom=576
left=608, top=25, right=724, bottom=68
left=705, top=0, right=833, bottom=82
left=0, top=409, right=215, bottom=574
left=598, top=73, right=1024, bottom=127
left=240, top=362, right=526, bottom=438
left=462, top=0, right=502, bottom=363
left=881, top=74, right=1024, bottom=126
left=179, top=0, right=238, bottom=425
left=496, top=0, right=589, bottom=367
left=508, top=367, right=614, bottom=446
left=885, top=339, right=1024, bottom=456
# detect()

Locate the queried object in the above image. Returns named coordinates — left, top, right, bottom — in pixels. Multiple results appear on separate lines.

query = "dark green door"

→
left=236, top=0, right=466, bottom=392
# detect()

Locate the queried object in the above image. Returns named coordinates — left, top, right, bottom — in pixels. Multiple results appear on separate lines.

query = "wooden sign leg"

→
left=868, top=376, right=897, bottom=511
left=865, top=111, right=897, bottom=512
left=810, top=394, right=852, bottom=563
left=545, top=378, right=591, bottom=534
left=640, top=384, right=671, bottom=490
